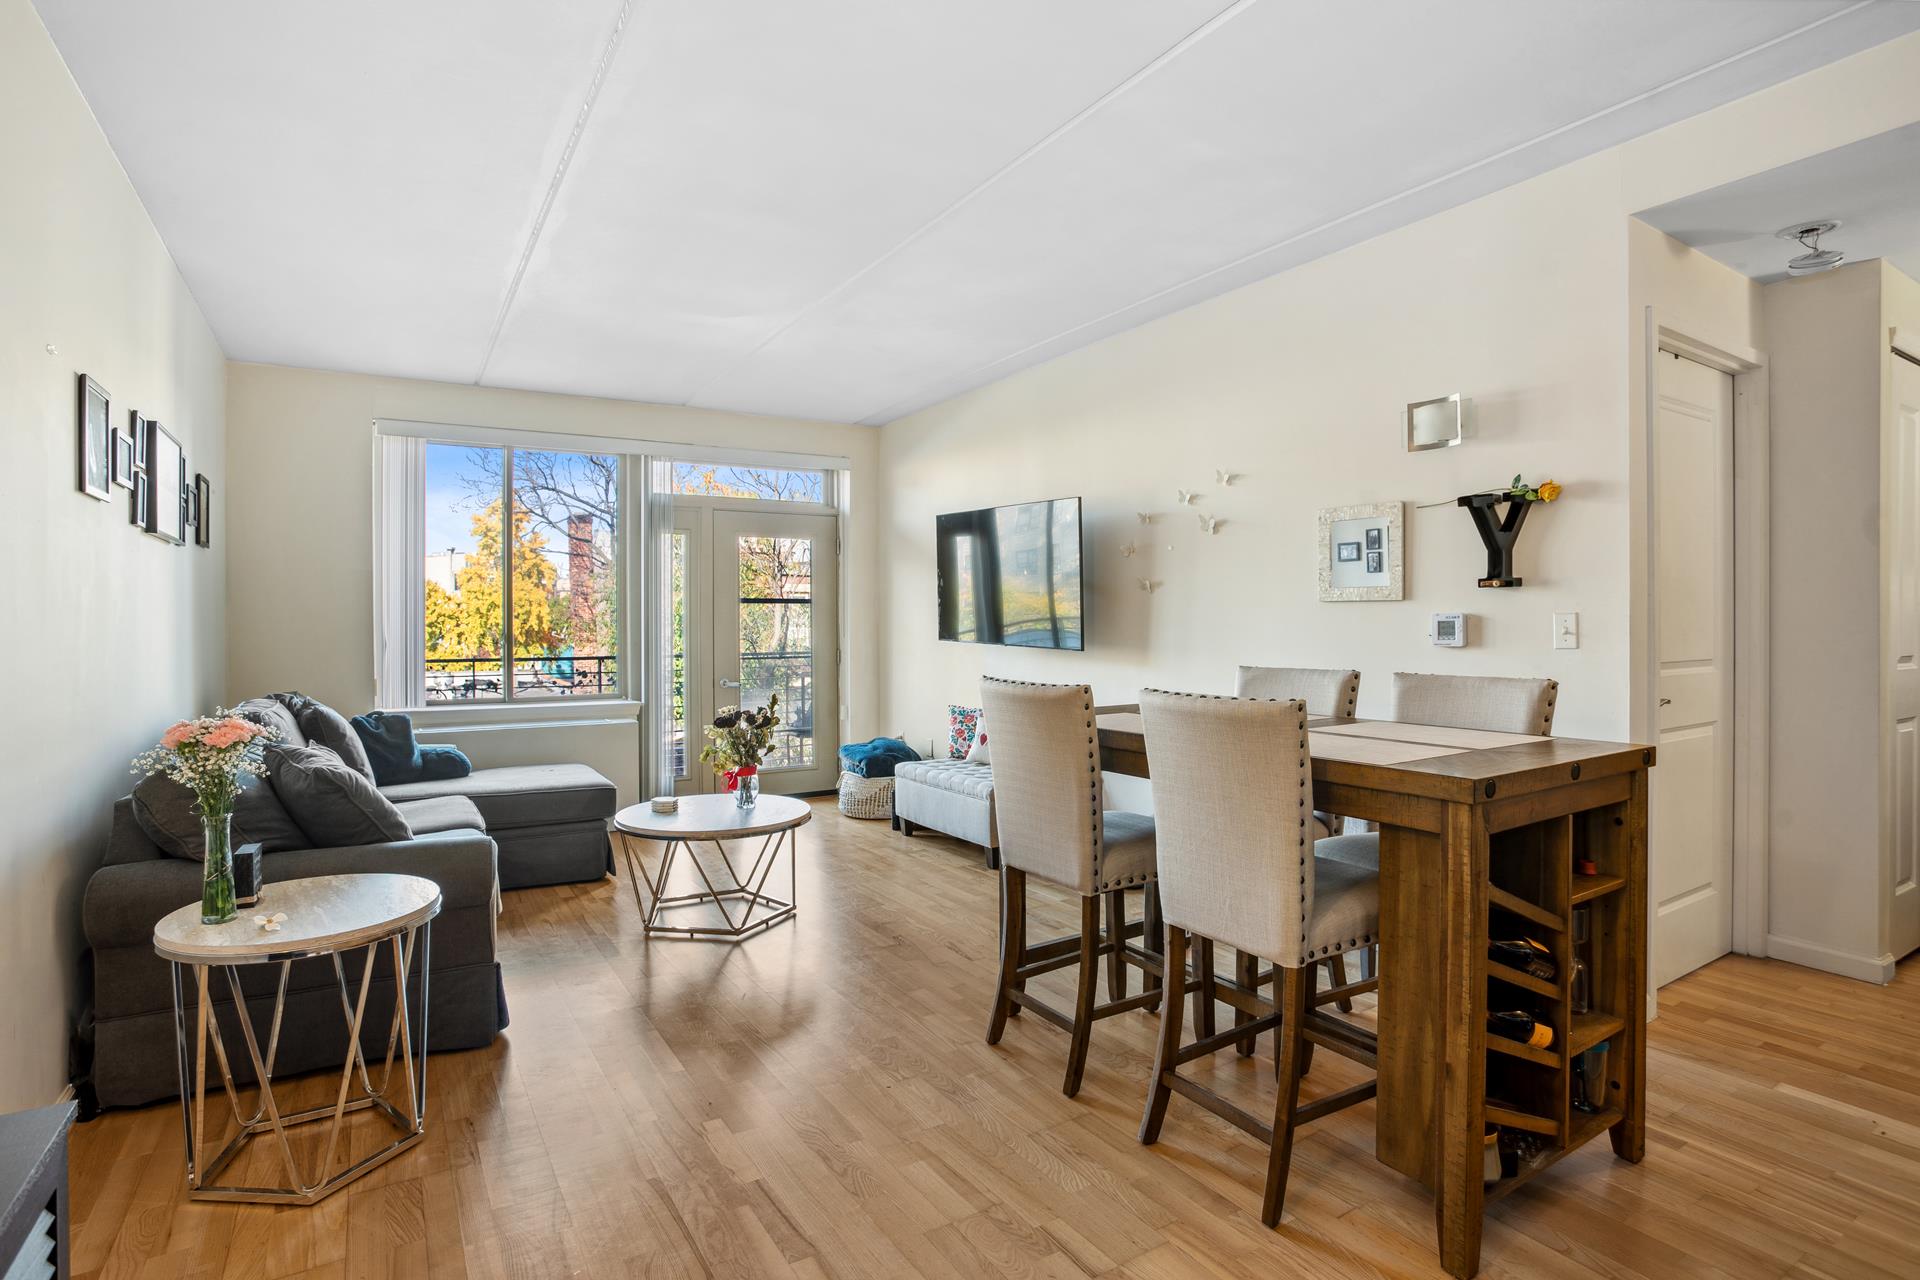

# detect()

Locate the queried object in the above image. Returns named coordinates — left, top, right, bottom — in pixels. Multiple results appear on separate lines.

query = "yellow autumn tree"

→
left=423, top=500, right=559, bottom=669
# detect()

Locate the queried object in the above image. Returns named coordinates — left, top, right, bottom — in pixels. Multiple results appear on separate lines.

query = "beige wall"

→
left=881, top=154, right=1635, bottom=758
left=1763, top=263, right=1885, bottom=976
left=0, top=0, right=228, bottom=1109
left=224, top=363, right=880, bottom=804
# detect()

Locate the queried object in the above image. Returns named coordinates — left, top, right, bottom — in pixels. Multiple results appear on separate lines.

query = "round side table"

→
left=613, top=794, right=811, bottom=940
left=152, top=872, right=441, bottom=1205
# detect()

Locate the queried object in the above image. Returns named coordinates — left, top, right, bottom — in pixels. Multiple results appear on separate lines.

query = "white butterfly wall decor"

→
left=1120, top=542, right=1137, bottom=558
left=1138, top=578, right=1160, bottom=595
left=1197, top=513, right=1220, bottom=535
left=1216, top=469, right=1237, bottom=487
left=1175, top=489, right=1198, bottom=505
left=1137, top=511, right=1154, bottom=525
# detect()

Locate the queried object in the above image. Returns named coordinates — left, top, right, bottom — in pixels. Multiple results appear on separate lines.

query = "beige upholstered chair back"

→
left=980, top=677, right=1107, bottom=895
left=1390, top=672, right=1557, bottom=735
left=1138, top=691, right=1316, bottom=964
left=1235, top=666, right=1360, bottom=718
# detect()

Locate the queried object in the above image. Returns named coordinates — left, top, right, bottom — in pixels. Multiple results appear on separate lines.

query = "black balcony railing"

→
left=670, top=650, right=817, bottom=776
left=425, top=654, right=618, bottom=701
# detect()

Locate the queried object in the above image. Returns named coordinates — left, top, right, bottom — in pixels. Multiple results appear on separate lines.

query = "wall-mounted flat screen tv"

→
left=937, top=497, right=1083, bottom=650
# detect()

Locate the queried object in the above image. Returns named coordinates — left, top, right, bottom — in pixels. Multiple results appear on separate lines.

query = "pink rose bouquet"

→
left=133, top=712, right=275, bottom=820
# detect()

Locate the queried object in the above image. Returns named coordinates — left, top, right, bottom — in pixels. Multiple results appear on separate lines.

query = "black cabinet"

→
left=0, top=1103, right=74, bottom=1280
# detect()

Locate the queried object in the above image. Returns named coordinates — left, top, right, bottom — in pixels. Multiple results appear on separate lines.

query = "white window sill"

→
left=391, top=699, right=641, bottom=731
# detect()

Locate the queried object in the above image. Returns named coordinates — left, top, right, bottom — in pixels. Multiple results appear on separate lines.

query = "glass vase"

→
left=201, top=811, right=237, bottom=925
left=734, top=772, right=760, bottom=809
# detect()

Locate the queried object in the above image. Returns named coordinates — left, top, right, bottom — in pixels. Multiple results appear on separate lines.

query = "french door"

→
left=671, top=506, right=839, bottom=795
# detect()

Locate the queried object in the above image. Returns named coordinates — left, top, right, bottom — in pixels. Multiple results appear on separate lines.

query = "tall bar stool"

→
left=1135, top=690, right=1379, bottom=1227
left=981, top=677, right=1166, bottom=1098
left=1234, top=666, right=1363, bottom=1018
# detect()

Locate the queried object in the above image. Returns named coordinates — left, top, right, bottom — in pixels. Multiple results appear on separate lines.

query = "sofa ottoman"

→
left=380, top=763, right=616, bottom=889
left=892, top=758, right=999, bottom=869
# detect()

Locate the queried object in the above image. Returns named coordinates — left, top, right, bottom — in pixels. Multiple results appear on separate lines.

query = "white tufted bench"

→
left=891, top=758, right=999, bottom=869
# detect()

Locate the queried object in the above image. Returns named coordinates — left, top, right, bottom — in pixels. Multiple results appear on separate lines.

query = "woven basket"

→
left=837, top=771, right=895, bottom=820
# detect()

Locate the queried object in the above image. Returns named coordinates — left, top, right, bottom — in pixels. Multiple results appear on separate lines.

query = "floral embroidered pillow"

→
left=947, top=705, right=982, bottom=759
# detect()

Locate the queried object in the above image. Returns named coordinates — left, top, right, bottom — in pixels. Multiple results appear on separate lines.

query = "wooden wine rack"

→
left=1480, top=810, right=1630, bottom=1199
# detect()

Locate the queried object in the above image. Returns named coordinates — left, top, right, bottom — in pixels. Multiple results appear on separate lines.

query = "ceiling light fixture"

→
left=1776, top=219, right=1845, bottom=275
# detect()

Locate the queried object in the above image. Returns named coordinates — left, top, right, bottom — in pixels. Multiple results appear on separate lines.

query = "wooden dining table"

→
left=1096, top=709, right=1653, bottom=1280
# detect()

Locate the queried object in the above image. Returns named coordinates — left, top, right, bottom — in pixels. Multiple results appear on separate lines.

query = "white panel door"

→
left=1652, top=351, right=1735, bottom=986
left=1890, top=352, right=1920, bottom=960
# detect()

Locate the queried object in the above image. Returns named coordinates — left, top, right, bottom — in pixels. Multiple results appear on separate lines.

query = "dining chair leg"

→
left=1192, top=936, right=1217, bottom=1041
left=1143, top=884, right=1164, bottom=1013
left=1062, top=895, right=1102, bottom=1097
left=1299, top=959, right=1318, bottom=1077
left=1104, top=889, right=1127, bottom=1002
left=1139, top=925, right=1190, bottom=1144
left=1234, top=950, right=1259, bottom=1057
left=1262, top=964, right=1312, bottom=1228
left=986, top=867, right=1025, bottom=1046
left=1326, top=952, right=1354, bottom=1014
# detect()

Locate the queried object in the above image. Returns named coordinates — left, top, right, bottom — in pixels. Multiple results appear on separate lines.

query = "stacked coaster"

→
left=649, top=796, right=679, bottom=814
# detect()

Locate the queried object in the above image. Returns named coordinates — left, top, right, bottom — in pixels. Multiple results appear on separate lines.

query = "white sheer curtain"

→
left=642, top=457, right=678, bottom=797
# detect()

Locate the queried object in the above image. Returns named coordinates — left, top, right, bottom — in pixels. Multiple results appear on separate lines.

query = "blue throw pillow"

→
left=416, top=745, right=473, bottom=781
left=837, top=737, right=921, bottom=779
left=351, top=711, right=421, bottom=786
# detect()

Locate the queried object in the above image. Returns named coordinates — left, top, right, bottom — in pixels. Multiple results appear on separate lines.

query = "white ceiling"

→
left=34, top=1, right=1920, bottom=425
left=1636, top=121, right=1920, bottom=284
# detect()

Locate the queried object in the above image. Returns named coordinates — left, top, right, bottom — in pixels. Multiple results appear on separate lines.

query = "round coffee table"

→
left=613, top=793, right=811, bottom=940
left=152, top=872, right=441, bottom=1205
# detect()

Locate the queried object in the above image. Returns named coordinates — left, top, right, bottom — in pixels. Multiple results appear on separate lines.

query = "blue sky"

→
left=425, top=443, right=486, bottom=556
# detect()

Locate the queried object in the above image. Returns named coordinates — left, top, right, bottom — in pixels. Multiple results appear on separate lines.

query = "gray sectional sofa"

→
left=75, top=693, right=618, bottom=1110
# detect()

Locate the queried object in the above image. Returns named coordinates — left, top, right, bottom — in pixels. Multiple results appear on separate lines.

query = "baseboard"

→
left=1764, top=933, right=1895, bottom=984
left=53, top=1083, right=75, bottom=1105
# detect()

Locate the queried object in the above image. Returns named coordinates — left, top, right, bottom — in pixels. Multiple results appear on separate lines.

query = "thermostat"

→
left=1430, top=613, right=1466, bottom=647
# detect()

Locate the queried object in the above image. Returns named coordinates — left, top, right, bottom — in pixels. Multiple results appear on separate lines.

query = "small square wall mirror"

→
left=1407, top=393, right=1467, bottom=452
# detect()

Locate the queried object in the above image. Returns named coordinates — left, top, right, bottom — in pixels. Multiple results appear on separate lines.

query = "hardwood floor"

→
left=69, top=799, right=1920, bottom=1279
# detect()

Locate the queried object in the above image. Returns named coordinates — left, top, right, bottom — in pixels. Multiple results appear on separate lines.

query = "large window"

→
left=420, top=444, right=619, bottom=702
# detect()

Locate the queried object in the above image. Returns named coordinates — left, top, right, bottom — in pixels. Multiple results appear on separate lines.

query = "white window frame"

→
left=373, top=418, right=849, bottom=717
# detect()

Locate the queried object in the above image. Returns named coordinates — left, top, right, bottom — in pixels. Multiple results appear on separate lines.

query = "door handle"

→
left=1658, top=697, right=1672, bottom=706
left=719, top=678, right=743, bottom=689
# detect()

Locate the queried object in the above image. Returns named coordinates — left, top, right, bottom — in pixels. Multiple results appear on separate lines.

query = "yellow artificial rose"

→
left=1536, top=480, right=1562, bottom=502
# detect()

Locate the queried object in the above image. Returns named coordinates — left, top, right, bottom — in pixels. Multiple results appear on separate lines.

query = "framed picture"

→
left=144, top=420, right=188, bottom=544
left=193, top=474, right=212, bottom=547
left=78, top=374, right=111, bottom=500
left=128, top=412, right=149, bottom=525
left=111, top=427, right=135, bottom=489
left=1318, top=501, right=1405, bottom=602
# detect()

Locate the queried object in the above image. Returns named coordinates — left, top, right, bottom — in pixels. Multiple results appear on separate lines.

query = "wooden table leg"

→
left=1610, top=766, right=1650, bottom=1162
left=1436, top=800, right=1489, bottom=1279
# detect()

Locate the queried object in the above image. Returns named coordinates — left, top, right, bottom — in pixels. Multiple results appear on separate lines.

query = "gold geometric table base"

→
left=618, top=828, right=798, bottom=941
left=166, top=921, right=432, bottom=1204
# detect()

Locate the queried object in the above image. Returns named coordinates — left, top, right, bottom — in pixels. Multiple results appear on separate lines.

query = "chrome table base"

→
left=619, top=828, right=798, bottom=940
left=166, top=922, right=431, bottom=1204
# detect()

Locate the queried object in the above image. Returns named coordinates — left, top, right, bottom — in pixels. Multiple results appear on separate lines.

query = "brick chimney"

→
left=567, top=512, right=595, bottom=641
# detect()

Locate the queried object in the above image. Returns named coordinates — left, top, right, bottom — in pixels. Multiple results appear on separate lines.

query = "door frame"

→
left=665, top=491, right=842, bottom=796
left=1639, top=308, right=1770, bottom=975
left=1884, top=331, right=1920, bottom=964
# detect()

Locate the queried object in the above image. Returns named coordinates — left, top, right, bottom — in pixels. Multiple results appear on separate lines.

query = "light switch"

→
left=1553, top=612, right=1579, bottom=650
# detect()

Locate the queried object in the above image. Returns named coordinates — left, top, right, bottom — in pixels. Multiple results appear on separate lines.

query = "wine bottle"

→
left=1488, top=1010, right=1554, bottom=1050
left=1489, top=936, right=1557, bottom=981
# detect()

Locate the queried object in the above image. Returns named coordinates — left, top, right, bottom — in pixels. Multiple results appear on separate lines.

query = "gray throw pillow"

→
left=292, top=698, right=376, bottom=781
left=132, top=772, right=310, bottom=860
left=265, top=743, right=411, bottom=847
left=233, top=696, right=304, bottom=748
